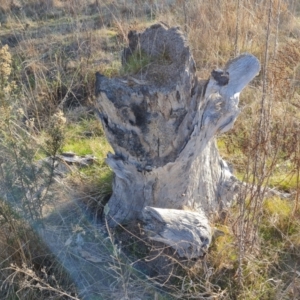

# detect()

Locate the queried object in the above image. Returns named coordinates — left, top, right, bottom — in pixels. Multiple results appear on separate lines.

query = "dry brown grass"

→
left=1, top=0, right=300, bottom=299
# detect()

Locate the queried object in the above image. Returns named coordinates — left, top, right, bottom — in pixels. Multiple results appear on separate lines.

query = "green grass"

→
left=120, top=49, right=152, bottom=75
left=80, top=163, right=113, bottom=188
left=61, top=117, right=113, bottom=212
left=100, top=60, right=121, bottom=78
left=206, top=196, right=300, bottom=299
left=217, top=136, right=299, bottom=193
left=269, top=171, right=299, bottom=192
left=1, top=0, right=300, bottom=299
left=63, top=136, right=110, bottom=158
left=63, top=119, right=112, bottom=160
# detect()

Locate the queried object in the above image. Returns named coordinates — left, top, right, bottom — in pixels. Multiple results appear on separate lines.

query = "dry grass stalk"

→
left=0, top=0, right=300, bottom=299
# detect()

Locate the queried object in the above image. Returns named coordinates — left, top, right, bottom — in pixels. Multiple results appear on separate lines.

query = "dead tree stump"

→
left=94, top=24, right=260, bottom=259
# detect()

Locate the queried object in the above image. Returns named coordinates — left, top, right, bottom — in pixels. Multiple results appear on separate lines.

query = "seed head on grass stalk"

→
left=0, top=45, right=17, bottom=120
left=44, top=109, right=67, bottom=158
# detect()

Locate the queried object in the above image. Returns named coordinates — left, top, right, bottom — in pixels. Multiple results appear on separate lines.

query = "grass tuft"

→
left=1, top=0, right=300, bottom=299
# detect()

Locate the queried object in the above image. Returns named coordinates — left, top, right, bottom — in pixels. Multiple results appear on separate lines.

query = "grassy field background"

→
left=1, top=0, right=300, bottom=299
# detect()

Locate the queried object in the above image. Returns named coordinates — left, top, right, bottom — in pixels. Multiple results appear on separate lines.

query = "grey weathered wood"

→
left=94, top=24, right=260, bottom=257
left=142, top=206, right=211, bottom=259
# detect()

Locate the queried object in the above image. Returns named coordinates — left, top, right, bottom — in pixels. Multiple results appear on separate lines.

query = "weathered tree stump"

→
left=94, top=24, right=260, bottom=258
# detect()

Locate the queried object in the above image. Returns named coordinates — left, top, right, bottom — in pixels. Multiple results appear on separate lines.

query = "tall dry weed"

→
left=0, top=0, right=300, bottom=298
